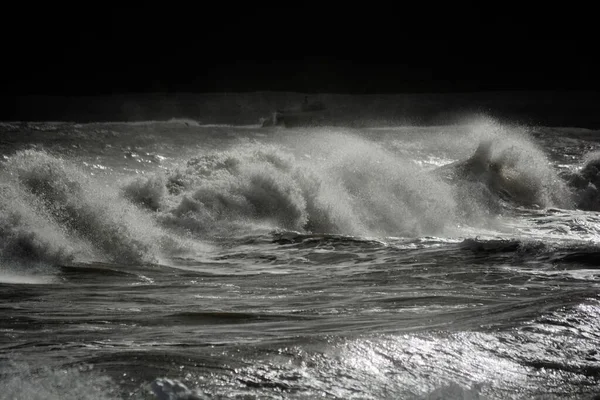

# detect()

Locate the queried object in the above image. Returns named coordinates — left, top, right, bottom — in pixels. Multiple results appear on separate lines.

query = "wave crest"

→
left=1, top=150, right=194, bottom=265
left=125, top=138, right=462, bottom=238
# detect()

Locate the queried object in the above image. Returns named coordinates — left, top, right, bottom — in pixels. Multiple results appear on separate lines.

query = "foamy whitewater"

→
left=1, top=113, right=600, bottom=399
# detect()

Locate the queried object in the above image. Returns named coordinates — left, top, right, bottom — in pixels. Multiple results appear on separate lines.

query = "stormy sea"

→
left=1, top=92, right=600, bottom=399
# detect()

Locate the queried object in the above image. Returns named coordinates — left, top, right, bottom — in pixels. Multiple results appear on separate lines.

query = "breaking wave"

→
left=0, top=150, right=197, bottom=266
left=124, top=138, right=461, bottom=238
left=564, top=149, right=600, bottom=211
left=0, top=119, right=591, bottom=266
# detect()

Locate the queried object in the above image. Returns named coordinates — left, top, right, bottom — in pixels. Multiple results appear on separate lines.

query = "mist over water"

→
left=1, top=109, right=600, bottom=399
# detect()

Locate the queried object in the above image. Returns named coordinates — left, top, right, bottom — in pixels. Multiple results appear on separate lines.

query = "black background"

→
left=1, top=6, right=597, bottom=95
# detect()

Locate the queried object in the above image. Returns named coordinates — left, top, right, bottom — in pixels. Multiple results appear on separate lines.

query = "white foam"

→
left=0, top=271, right=56, bottom=284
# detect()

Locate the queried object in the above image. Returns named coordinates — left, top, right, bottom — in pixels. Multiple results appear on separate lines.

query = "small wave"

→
left=459, top=237, right=526, bottom=253
left=0, top=270, right=57, bottom=285
left=196, top=123, right=261, bottom=129
left=151, top=378, right=207, bottom=400
left=564, top=149, right=600, bottom=211
left=81, top=118, right=202, bottom=127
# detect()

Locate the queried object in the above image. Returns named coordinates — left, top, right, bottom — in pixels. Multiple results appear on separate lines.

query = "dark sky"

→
left=2, top=6, right=597, bottom=95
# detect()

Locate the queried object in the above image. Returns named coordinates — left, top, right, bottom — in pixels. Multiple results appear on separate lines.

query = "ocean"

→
left=1, top=95, right=600, bottom=399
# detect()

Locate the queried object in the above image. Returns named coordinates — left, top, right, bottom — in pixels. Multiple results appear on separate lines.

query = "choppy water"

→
left=1, top=114, right=600, bottom=399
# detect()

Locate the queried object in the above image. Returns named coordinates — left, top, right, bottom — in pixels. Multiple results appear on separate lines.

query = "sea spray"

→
left=2, top=119, right=574, bottom=267
left=125, top=138, right=463, bottom=238
left=1, top=150, right=194, bottom=265
left=432, top=118, right=574, bottom=212
left=0, top=182, right=81, bottom=264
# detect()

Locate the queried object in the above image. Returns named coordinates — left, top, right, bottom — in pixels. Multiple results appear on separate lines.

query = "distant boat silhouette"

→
left=260, top=97, right=329, bottom=128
